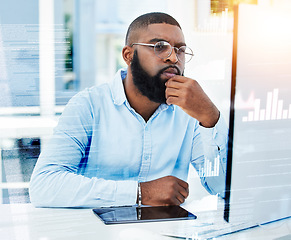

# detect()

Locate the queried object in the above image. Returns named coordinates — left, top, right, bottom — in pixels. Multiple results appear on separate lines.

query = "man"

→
left=29, top=12, right=228, bottom=208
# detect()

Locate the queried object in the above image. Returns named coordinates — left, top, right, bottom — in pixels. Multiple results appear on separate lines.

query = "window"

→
left=211, top=0, right=258, bottom=14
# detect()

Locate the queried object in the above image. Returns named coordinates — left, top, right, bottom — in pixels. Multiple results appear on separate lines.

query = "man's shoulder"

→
left=73, top=83, right=111, bottom=101
left=62, top=83, right=113, bottom=115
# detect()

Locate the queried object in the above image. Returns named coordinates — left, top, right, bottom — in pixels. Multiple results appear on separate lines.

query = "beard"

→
left=130, top=50, right=181, bottom=104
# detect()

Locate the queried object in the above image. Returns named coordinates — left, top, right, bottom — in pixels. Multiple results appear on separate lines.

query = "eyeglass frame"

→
left=130, top=41, right=194, bottom=63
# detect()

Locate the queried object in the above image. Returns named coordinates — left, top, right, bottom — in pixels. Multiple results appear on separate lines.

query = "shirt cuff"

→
left=115, top=180, right=138, bottom=206
left=198, top=114, right=228, bottom=148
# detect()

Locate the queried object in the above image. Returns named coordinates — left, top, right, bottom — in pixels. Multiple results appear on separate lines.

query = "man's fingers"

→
left=166, top=96, right=180, bottom=106
left=179, top=186, right=189, bottom=199
left=177, top=182, right=189, bottom=199
left=176, top=177, right=189, bottom=190
left=165, top=78, right=184, bottom=89
left=176, top=188, right=189, bottom=204
left=165, top=88, right=180, bottom=98
left=174, top=178, right=189, bottom=204
left=168, top=75, right=187, bottom=83
left=176, top=195, right=185, bottom=204
left=140, top=176, right=189, bottom=206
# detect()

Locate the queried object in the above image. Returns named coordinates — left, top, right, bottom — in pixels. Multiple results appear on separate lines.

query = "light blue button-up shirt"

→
left=29, top=69, right=228, bottom=208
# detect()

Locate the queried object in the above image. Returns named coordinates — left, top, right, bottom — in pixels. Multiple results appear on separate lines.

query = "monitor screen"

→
left=224, top=3, right=291, bottom=225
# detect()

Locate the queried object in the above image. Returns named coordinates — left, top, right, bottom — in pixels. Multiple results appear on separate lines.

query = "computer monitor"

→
left=224, top=3, right=291, bottom=225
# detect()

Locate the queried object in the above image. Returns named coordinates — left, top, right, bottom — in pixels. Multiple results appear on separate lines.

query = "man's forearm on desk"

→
left=29, top=167, right=137, bottom=208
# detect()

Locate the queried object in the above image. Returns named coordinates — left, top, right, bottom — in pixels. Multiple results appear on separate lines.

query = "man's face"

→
left=131, top=50, right=181, bottom=103
left=130, top=23, right=185, bottom=103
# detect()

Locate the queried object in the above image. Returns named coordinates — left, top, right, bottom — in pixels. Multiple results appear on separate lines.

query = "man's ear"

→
left=122, top=45, right=133, bottom=66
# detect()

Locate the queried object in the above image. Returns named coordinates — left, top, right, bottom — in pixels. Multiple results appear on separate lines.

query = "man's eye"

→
left=156, top=42, right=164, bottom=47
left=178, top=47, right=186, bottom=53
left=155, top=42, right=168, bottom=51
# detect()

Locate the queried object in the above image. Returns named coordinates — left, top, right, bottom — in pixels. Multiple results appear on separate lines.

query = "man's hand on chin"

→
left=165, top=75, right=219, bottom=128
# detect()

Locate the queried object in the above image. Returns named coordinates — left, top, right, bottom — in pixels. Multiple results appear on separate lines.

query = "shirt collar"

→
left=110, top=68, right=174, bottom=111
left=110, top=68, right=127, bottom=106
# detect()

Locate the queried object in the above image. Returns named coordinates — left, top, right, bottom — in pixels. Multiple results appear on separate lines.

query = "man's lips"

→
left=161, top=67, right=180, bottom=78
left=163, top=72, right=176, bottom=78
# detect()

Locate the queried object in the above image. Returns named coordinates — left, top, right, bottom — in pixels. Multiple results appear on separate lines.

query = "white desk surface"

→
left=1, top=203, right=290, bottom=240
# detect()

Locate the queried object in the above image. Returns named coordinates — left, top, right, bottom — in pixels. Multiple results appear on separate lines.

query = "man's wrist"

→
left=200, top=111, right=220, bottom=128
left=137, top=182, right=142, bottom=206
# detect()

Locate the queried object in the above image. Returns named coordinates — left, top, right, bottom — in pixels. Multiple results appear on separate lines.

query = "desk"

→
left=0, top=117, right=58, bottom=203
left=0, top=204, right=290, bottom=240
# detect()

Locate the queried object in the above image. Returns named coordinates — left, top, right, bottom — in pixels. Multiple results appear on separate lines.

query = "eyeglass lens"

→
left=154, top=41, right=193, bottom=63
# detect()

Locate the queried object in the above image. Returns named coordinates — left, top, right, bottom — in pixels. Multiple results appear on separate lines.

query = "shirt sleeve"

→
left=29, top=90, right=138, bottom=208
left=190, top=115, right=228, bottom=198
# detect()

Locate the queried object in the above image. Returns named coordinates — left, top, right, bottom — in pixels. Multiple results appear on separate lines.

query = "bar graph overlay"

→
left=242, top=89, right=291, bottom=122
left=198, top=155, right=220, bottom=177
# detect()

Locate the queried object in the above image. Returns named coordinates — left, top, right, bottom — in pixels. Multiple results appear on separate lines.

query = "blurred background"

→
left=0, top=0, right=286, bottom=204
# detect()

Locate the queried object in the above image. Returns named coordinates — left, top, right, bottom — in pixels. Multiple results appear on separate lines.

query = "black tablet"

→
left=92, top=205, right=197, bottom=225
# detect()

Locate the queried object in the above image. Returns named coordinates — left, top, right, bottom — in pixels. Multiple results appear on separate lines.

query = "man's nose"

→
left=164, top=48, right=179, bottom=64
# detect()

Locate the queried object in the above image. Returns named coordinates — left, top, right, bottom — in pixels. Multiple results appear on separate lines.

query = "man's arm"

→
left=29, top=90, right=137, bottom=208
left=191, top=116, right=228, bottom=197
left=165, top=75, right=228, bottom=197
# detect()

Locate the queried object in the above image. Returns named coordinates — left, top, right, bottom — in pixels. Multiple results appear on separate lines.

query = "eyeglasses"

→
left=131, top=41, right=194, bottom=63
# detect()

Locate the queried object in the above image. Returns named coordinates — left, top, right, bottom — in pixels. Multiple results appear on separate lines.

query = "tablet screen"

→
left=93, top=205, right=197, bottom=225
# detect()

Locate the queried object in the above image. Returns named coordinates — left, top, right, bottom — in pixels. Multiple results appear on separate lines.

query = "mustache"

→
left=158, top=65, right=182, bottom=76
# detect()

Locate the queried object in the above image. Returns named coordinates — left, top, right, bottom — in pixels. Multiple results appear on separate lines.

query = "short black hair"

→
left=125, top=12, right=181, bottom=45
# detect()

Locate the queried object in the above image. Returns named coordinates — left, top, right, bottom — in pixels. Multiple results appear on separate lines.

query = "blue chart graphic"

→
left=198, top=156, right=220, bottom=177
left=242, top=89, right=291, bottom=122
